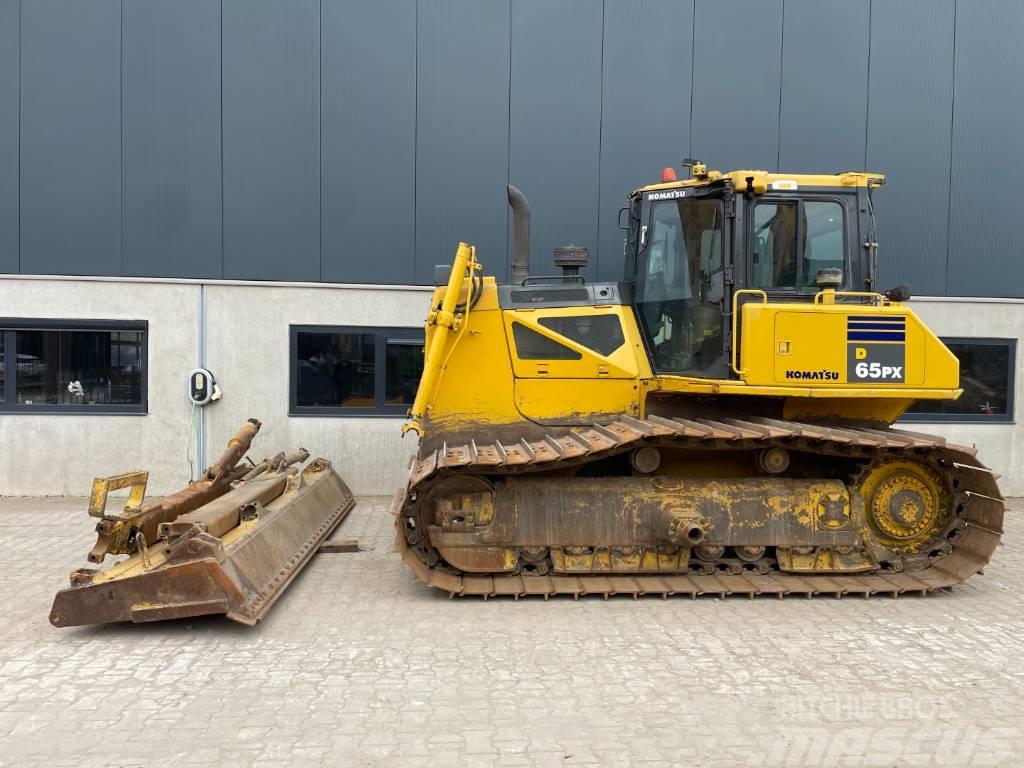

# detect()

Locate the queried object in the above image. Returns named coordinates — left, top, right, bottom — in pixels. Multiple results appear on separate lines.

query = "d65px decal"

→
left=846, top=315, right=905, bottom=383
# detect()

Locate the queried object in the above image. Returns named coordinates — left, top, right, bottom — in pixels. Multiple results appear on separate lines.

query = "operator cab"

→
left=626, top=164, right=884, bottom=380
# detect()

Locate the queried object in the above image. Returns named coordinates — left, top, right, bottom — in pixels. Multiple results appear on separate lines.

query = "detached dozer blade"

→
left=50, top=420, right=355, bottom=628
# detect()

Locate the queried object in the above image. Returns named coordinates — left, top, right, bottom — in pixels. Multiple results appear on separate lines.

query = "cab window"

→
left=537, top=315, right=625, bottom=356
left=637, top=198, right=724, bottom=373
left=802, top=201, right=845, bottom=287
left=645, top=199, right=722, bottom=301
left=511, top=322, right=581, bottom=360
left=752, top=202, right=798, bottom=288
left=752, top=199, right=845, bottom=290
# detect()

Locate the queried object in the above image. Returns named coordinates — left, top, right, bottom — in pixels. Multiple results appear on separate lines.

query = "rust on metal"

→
left=50, top=422, right=355, bottom=628
left=158, top=474, right=289, bottom=540
left=396, top=416, right=1004, bottom=599
left=88, top=471, right=148, bottom=517
left=207, top=418, right=261, bottom=482
left=85, top=418, right=264, bottom=564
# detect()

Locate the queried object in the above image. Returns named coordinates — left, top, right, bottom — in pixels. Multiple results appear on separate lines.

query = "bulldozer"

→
left=395, top=163, right=1004, bottom=598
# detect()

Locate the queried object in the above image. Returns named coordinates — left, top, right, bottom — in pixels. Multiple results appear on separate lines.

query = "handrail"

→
left=730, top=289, right=767, bottom=376
left=813, top=289, right=888, bottom=305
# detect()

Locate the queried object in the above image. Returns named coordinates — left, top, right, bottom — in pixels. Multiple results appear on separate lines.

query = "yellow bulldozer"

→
left=51, top=163, right=1006, bottom=627
left=395, top=163, right=1004, bottom=598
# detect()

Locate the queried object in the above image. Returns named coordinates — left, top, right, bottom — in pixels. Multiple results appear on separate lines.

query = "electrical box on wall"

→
left=188, top=368, right=220, bottom=406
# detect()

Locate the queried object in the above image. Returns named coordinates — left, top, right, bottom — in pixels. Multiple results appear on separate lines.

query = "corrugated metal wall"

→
left=0, top=0, right=1021, bottom=296
left=0, top=0, right=17, bottom=274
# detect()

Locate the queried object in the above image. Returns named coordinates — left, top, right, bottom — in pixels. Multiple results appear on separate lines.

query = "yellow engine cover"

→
left=739, top=300, right=958, bottom=393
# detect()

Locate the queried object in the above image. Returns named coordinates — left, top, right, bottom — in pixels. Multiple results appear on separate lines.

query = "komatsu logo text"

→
left=648, top=189, right=687, bottom=201
left=785, top=369, right=840, bottom=381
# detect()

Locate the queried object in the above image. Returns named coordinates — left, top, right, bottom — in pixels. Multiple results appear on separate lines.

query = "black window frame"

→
left=289, top=324, right=424, bottom=417
left=0, top=318, right=149, bottom=415
left=902, top=337, right=1016, bottom=424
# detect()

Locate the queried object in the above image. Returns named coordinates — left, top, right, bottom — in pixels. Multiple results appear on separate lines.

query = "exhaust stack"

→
left=507, top=184, right=531, bottom=285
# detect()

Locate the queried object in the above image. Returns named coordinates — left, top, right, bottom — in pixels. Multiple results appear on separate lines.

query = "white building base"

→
left=901, top=297, right=1023, bottom=495
left=0, top=276, right=432, bottom=496
left=0, top=279, right=1020, bottom=496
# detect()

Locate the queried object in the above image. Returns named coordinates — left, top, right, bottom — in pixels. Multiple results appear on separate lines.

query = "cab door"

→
left=634, top=188, right=730, bottom=378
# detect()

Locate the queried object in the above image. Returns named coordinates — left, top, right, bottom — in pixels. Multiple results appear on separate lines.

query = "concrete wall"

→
left=901, top=297, right=1024, bottom=496
left=0, top=277, right=432, bottom=497
left=204, top=283, right=432, bottom=496
left=0, top=278, right=197, bottom=495
left=3, top=0, right=1024, bottom=297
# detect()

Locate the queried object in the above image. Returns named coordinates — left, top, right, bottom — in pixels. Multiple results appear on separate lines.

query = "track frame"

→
left=396, top=416, right=1004, bottom=599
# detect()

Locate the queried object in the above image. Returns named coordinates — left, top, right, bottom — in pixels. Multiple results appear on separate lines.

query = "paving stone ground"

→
left=0, top=495, right=1021, bottom=767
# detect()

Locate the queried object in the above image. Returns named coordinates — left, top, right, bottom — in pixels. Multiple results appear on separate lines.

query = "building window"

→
left=903, top=338, right=1016, bottom=423
left=0, top=319, right=147, bottom=414
left=290, top=326, right=424, bottom=416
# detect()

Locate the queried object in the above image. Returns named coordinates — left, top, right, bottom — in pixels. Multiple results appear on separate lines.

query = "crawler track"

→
left=395, top=416, right=1004, bottom=599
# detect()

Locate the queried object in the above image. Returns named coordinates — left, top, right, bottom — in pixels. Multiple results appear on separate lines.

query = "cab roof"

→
left=634, top=168, right=885, bottom=196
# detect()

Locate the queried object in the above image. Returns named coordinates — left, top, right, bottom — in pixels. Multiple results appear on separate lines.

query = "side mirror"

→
left=884, top=285, right=912, bottom=302
left=617, top=207, right=629, bottom=230
left=432, top=264, right=450, bottom=286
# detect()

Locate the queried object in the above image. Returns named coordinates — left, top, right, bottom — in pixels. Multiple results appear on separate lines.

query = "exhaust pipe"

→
left=507, top=184, right=531, bottom=285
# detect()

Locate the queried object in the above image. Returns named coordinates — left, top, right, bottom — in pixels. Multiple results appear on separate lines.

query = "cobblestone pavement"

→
left=0, top=495, right=1021, bottom=767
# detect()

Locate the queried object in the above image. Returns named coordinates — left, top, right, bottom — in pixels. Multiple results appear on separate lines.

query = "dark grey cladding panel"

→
left=123, top=0, right=222, bottom=279
left=948, top=0, right=1024, bottom=298
left=508, top=0, right=603, bottom=281
left=0, top=0, right=17, bottom=272
left=6, top=0, right=1024, bottom=298
left=323, top=0, right=416, bottom=285
left=222, top=0, right=321, bottom=281
left=598, top=0, right=693, bottom=283
left=20, top=0, right=121, bottom=275
left=867, top=0, right=954, bottom=297
left=691, top=0, right=783, bottom=172
left=415, top=0, right=510, bottom=285
left=778, top=0, right=869, bottom=173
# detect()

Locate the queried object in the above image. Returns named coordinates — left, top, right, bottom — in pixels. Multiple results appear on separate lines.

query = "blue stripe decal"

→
left=847, top=331, right=906, bottom=342
left=847, top=315, right=905, bottom=322
left=847, top=321, right=907, bottom=330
